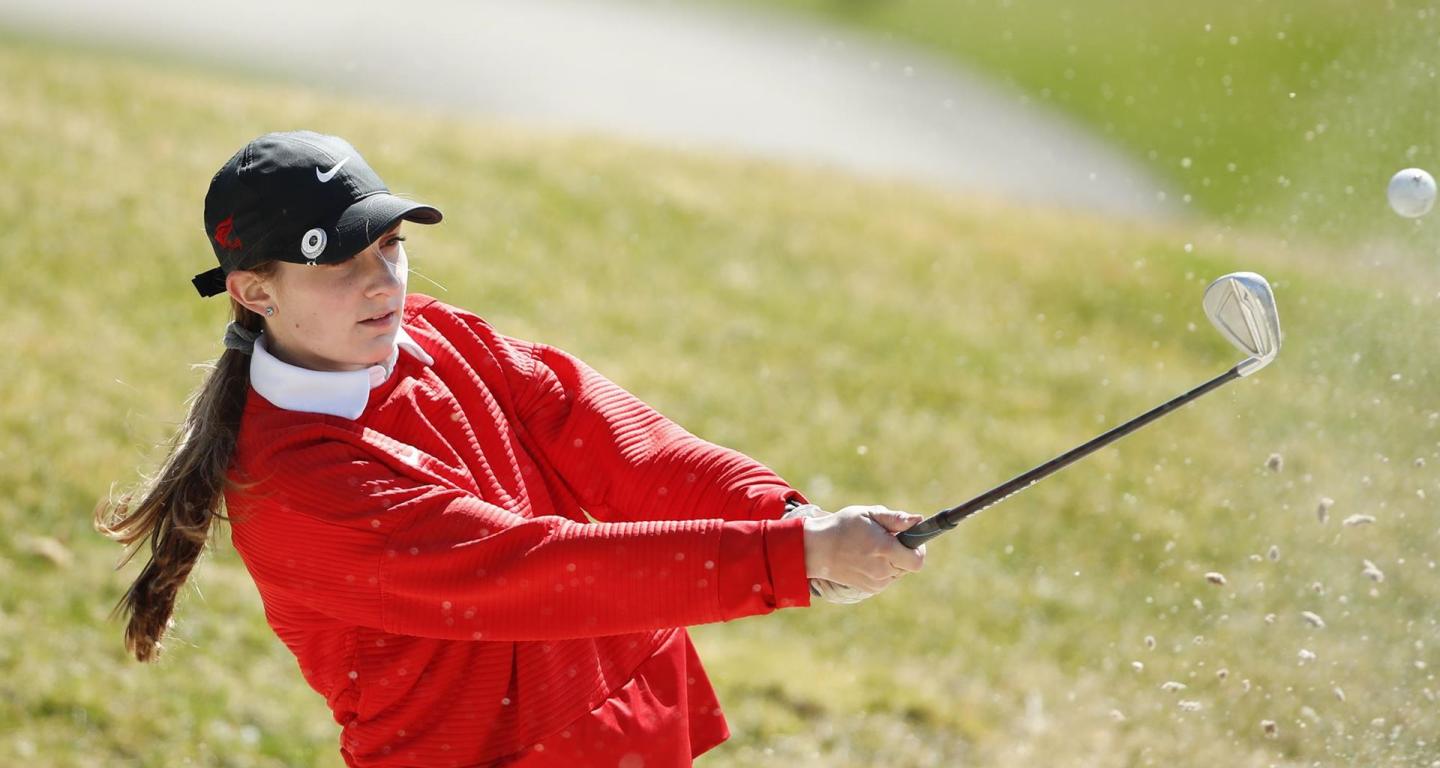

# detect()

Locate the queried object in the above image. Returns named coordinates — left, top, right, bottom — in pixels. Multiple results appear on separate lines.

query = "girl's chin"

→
left=357, top=332, right=399, bottom=363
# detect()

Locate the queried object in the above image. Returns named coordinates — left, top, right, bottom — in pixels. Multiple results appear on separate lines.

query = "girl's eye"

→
left=328, top=235, right=405, bottom=265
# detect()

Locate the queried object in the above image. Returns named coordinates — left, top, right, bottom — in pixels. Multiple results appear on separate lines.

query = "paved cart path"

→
left=2, top=0, right=1178, bottom=217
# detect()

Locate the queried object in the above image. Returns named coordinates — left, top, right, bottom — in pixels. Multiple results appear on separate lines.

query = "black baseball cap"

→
left=193, top=130, right=443, bottom=297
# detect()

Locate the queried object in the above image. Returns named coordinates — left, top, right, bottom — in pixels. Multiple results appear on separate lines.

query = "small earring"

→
left=265, top=306, right=275, bottom=317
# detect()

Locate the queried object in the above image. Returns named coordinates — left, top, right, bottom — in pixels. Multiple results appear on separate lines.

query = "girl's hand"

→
left=797, top=504, right=927, bottom=596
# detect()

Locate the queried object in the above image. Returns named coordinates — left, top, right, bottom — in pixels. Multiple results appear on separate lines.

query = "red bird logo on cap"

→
left=214, top=215, right=243, bottom=251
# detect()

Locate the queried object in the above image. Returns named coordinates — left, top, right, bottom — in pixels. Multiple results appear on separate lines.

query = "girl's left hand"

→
left=782, top=503, right=924, bottom=604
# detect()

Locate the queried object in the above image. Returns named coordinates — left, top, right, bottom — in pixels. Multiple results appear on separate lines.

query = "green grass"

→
left=720, top=0, right=1440, bottom=244
left=2, top=33, right=1439, bottom=767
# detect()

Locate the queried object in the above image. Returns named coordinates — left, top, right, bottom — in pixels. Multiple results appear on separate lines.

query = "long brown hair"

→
left=96, top=263, right=276, bottom=662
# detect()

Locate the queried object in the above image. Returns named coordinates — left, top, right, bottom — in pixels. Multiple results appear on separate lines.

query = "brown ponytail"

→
left=96, top=267, right=275, bottom=662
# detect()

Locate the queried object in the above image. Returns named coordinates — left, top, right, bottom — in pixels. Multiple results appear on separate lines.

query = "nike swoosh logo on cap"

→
left=315, top=157, right=350, bottom=183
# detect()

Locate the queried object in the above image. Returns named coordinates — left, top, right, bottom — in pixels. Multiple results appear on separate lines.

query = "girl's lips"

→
left=360, top=311, right=396, bottom=327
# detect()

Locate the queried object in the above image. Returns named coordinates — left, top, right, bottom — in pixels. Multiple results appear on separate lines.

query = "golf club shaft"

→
left=896, top=364, right=1244, bottom=549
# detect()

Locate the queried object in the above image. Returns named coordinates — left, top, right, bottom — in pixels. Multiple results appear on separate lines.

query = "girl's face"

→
left=257, top=223, right=410, bottom=372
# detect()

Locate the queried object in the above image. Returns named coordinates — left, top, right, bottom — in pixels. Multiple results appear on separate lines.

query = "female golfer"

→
left=98, top=130, right=926, bottom=767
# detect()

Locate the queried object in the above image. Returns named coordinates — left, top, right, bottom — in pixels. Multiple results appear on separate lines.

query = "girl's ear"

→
left=226, top=269, right=276, bottom=315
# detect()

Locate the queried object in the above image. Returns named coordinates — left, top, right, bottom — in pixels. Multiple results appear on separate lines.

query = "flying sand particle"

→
left=1161, top=681, right=1187, bottom=692
left=1343, top=514, right=1376, bottom=527
left=1301, top=611, right=1326, bottom=629
left=1317, top=497, right=1334, bottom=523
left=1267, top=545, right=1280, bottom=562
left=1261, top=719, right=1278, bottom=738
left=1362, top=560, right=1385, bottom=582
left=1204, top=572, right=1227, bottom=585
left=1265, top=453, right=1283, bottom=472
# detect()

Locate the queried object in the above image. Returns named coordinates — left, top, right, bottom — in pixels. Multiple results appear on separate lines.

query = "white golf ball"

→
left=1387, top=167, right=1436, bottom=218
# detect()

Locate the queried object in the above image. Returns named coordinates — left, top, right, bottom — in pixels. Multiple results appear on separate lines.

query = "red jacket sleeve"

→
left=229, top=438, right=810, bottom=643
left=511, top=340, right=808, bottom=525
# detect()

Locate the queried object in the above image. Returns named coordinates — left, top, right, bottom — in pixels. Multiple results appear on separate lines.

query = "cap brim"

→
left=331, top=192, right=442, bottom=262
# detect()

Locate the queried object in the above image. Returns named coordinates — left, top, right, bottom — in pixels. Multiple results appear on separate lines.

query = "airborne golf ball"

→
left=1387, top=167, right=1436, bottom=218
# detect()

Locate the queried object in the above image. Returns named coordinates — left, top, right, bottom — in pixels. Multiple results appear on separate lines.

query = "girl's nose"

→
left=364, top=247, right=404, bottom=291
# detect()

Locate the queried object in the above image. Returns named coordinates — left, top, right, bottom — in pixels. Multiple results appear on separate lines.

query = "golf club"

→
left=896, top=271, right=1282, bottom=549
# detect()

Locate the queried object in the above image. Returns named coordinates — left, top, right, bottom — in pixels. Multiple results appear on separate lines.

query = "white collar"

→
left=250, top=326, right=434, bottom=420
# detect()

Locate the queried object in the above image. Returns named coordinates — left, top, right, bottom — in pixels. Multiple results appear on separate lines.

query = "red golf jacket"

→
left=226, top=293, right=812, bottom=767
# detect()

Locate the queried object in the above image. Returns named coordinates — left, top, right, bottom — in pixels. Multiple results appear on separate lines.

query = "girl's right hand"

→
left=801, top=505, right=927, bottom=594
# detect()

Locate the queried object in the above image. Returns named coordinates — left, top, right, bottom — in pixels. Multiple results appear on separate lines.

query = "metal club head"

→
left=1203, top=271, right=1282, bottom=377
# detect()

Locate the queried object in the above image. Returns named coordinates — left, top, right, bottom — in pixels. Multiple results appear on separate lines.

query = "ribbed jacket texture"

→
left=227, top=293, right=812, bottom=767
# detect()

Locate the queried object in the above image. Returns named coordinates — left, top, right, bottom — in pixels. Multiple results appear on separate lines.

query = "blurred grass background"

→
left=2, top=24, right=1439, bottom=768
left=723, top=0, right=1440, bottom=246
